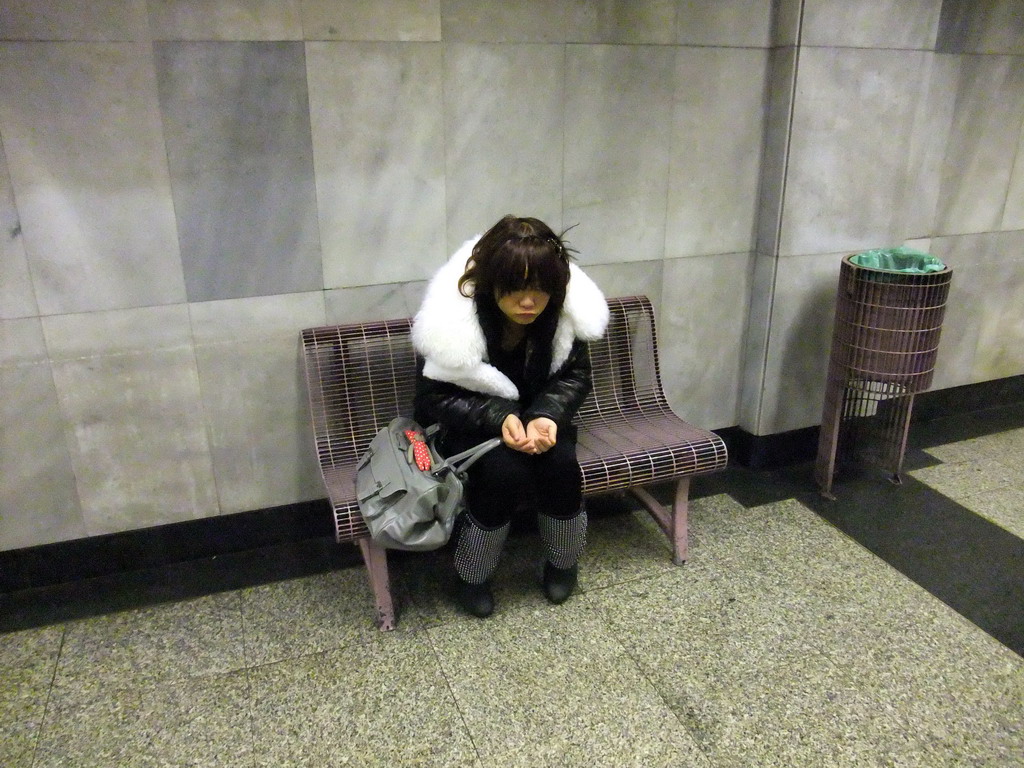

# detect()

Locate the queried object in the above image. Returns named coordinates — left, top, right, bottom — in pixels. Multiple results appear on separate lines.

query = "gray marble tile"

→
left=427, top=599, right=711, bottom=766
left=923, top=234, right=985, bottom=389
left=567, top=0, right=678, bottom=45
left=0, top=626, right=64, bottom=768
left=666, top=47, right=767, bottom=259
left=37, top=671, right=254, bottom=768
left=42, top=305, right=219, bottom=534
left=737, top=251, right=776, bottom=430
left=937, top=0, right=1024, bottom=54
left=1003, top=122, right=1024, bottom=230
left=52, top=593, right=246, bottom=701
left=781, top=47, right=934, bottom=257
left=189, top=290, right=325, bottom=345
left=902, top=53, right=960, bottom=238
left=958, top=483, right=1024, bottom=539
left=833, top=643, right=1024, bottom=766
left=580, top=259, right=663, bottom=311
left=798, top=567, right=1024, bottom=766
left=443, top=0, right=566, bottom=42
left=302, top=0, right=441, bottom=41
left=578, top=503, right=678, bottom=589
left=923, top=433, right=1015, bottom=465
left=755, top=46, right=796, bottom=255
left=564, top=45, right=674, bottom=266
left=0, top=314, right=45, bottom=366
left=443, top=43, right=564, bottom=251
left=771, top=0, right=802, bottom=46
left=307, top=42, right=446, bottom=288
left=155, top=41, right=322, bottom=303
left=910, top=456, right=1024, bottom=500
left=0, top=320, right=84, bottom=549
left=675, top=0, right=773, bottom=47
left=241, top=569, right=418, bottom=665
left=0, top=140, right=37, bottom=320
left=0, top=43, right=186, bottom=314
left=190, top=293, right=325, bottom=513
left=928, top=231, right=1024, bottom=389
left=248, top=633, right=478, bottom=767
left=935, top=55, right=1024, bottom=235
left=983, top=424, right=1024, bottom=453
left=147, top=0, right=303, bottom=40
left=802, top=0, right=942, bottom=49
left=589, top=496, right=1024, bottom=767
left=660, top=253, right=752, bottom=429
left=324, top=281, right=426, bottom=324
left=758, top=252, right=844, bottom=433
left=0, top=0, right=148, bottom=41
left=0, top=376, right=83, bottom=548
left=971, top=260, right=1024, bottom=381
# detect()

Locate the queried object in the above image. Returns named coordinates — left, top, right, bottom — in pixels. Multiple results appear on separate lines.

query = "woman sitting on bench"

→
left=412, top=215, right=609, bottom=618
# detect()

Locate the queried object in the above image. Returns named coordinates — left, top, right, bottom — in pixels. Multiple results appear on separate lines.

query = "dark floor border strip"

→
left=0, top=536, right=362, bottom=632
left=0, top=499, right=335, bottom=594
left=796, top=470, right=1024, bottom=657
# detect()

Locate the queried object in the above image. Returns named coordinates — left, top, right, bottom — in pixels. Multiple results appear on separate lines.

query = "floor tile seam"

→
left=421, top=626, right=486, bottom=767
left=233, top=590, right=261, bottom=768
left=27, top=626, right=67, bottom=768
left=243, top=619, right=443, bottom=677
left=47, top=659, right=266, bottom=717
left=913, top=459, right=1024, bottom=483
left=584, top=591, right=718, bottom=766
left=577, top=566, right=681, bottom=595
left=954, top=483, right=1024, bottom=506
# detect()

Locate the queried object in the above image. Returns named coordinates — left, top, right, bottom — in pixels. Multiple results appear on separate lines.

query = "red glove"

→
left=404, top=430, right=432, bottom=471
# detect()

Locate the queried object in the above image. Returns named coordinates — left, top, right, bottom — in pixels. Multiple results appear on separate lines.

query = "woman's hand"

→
left=501, top=414, right=533, bottom=452
left=526, top=418, right=557, bottom=453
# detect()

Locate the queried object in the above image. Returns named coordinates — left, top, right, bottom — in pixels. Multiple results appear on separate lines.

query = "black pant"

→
left=442, top=427, right=583, bottom=529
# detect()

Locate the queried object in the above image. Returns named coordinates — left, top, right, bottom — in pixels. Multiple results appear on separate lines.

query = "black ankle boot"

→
left=456, top=579, right=495, bottom=618
left=542, top=561, right=578, bottom=605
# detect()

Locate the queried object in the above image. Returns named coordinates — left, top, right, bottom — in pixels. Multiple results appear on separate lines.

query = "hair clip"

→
left=548, top=237, right=567, bottom=260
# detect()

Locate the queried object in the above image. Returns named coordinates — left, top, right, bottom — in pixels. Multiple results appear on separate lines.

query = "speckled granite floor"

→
left=2, top=413, right=1022, bottom=767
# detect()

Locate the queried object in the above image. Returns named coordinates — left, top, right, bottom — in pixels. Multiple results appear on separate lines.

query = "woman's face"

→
left=495, top=288, right=551, bottom=325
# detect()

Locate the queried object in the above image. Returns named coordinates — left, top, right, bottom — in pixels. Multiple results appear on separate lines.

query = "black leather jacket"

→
left=414, top=339, right=593, bottom=439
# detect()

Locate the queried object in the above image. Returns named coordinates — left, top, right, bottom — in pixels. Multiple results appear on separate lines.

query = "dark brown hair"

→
left=460, top=215, right=577, bottom=378
left=458, top=215, right=573, bottom=303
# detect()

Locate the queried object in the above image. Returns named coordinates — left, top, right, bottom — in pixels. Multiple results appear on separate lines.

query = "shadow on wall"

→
left=776, top=278, right=838, bottom=432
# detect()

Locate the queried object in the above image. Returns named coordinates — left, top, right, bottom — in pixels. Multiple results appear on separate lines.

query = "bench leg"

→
left=357, top=538, right=396, bottom=631
left=629, top=478, right=689, bottom=565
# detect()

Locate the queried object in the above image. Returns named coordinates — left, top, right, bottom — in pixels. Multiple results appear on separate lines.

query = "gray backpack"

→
left=355, top=417, right=500, bottom=551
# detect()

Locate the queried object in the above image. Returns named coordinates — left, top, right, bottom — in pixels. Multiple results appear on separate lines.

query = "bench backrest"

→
left=301, top=296, right=670, bottom=469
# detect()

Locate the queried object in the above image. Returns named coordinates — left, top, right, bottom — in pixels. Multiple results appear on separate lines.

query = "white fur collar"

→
left=412, top=235, right=609, bottom=399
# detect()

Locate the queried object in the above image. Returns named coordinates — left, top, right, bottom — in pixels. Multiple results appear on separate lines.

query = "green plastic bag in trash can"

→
left=849, top=246, right=946, bottom=273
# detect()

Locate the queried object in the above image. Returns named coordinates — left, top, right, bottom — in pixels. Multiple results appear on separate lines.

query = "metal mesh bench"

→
left=301, top=296, right=728, bottom=629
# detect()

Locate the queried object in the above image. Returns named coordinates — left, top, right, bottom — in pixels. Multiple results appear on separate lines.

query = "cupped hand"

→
left=526, top=417, right=557, bottom=453
left=501, top=413, right=534, bottom=452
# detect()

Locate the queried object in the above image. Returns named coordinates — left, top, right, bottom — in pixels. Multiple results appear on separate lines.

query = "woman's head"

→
left=458, top=215, right=573, bottom=327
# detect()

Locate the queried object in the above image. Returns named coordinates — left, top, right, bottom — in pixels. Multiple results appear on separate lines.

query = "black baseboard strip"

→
left=0, top=499, right=335, bottom=594
left=2, top=374, right=1022, bottom=611
left=722, top=373, right=1024, bottom=471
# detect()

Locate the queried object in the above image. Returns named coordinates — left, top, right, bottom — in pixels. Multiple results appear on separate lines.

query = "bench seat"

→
left=301, top=296, right=727, bottom=629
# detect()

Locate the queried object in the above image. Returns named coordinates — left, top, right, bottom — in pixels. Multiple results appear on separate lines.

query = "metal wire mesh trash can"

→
left=815, top=251, right=952, bottom=498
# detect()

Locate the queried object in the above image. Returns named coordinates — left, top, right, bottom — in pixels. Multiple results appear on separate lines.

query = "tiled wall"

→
left=744, top=0, right=1024, bottom=434
left=1, top=0, right=1022, bottom=551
